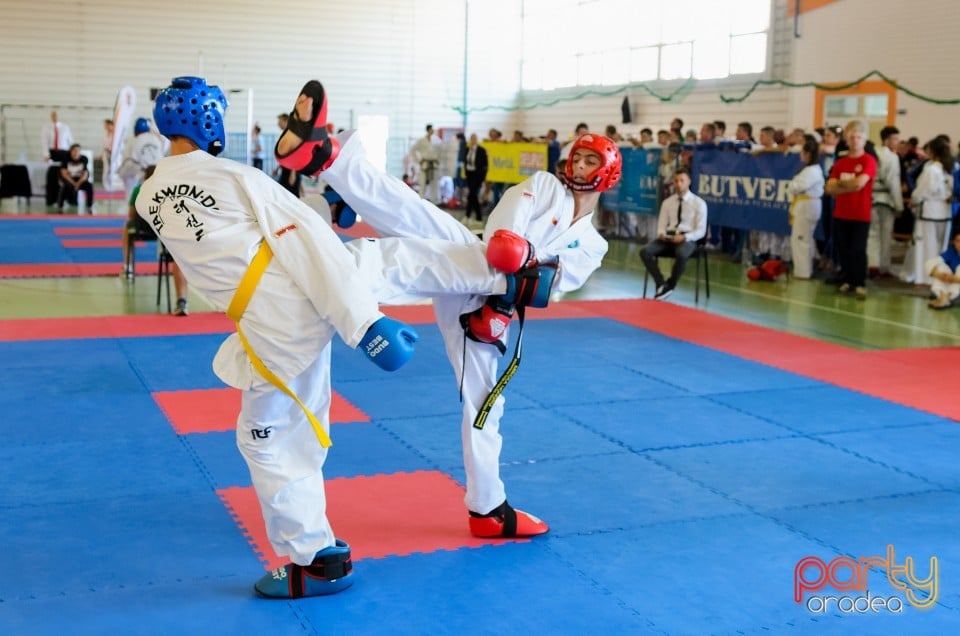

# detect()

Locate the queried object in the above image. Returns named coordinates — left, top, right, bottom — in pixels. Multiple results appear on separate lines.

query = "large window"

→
left=521, top=0, right=770, bottom=90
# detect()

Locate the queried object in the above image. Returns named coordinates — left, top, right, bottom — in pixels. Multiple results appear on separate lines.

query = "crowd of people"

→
left=34, top=104, right=960, bottom=315
left=418, top=116, right=959, bottom=309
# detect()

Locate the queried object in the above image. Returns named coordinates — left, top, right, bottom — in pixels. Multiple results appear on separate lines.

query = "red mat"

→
left=0, top=213, right=126, bottom=220
left=60, top=238, right=131, bottom=248
left=152, top=387, right=370, bottom=434
left=0, top=262, right=161, bottom=279
left=333, top=221, right=378, bottom=240
left=2, top=300, right=956, bottom=421
left=218, top=470, right=524, bottom=570
left=0, top=312, right=233, bottom=341
left=53, top=227, right=123, bottom=236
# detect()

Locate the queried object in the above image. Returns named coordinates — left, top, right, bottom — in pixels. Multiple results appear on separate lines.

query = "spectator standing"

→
left=902, top=137, right=954, bottom=285
left=411, top=123, right=443, bottom=203
left=463, top=133, right=488, bottom=226
left=274, top=113, right=302, bottom=197
left=41, top=110, right=73, bottom=161
left=868, top=125, right=904, bottom=277
left=250, top=124, right=265, bottom=171
left=788, top=136, right=825, bottom=278
left=825, top=120, right=877, bottom=299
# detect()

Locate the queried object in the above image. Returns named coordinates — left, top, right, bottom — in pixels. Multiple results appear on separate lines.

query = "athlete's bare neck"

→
left=571, top=190, right=601, bottom=224
left=169, top=137, right=200, bottom=156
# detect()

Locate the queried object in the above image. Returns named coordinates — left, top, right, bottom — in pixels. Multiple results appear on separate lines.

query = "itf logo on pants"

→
left=794, top=545, right=939, bottom=613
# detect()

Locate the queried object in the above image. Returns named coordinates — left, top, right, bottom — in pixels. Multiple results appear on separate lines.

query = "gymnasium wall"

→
left=0, top=0, right=521, bottom=174
left=1, top=0, right=955, bottom=175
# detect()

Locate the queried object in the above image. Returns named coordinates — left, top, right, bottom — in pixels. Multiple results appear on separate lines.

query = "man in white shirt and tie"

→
left=41, top=110, right=73, bottom=162
left=640, top=167, right=708, bottom=299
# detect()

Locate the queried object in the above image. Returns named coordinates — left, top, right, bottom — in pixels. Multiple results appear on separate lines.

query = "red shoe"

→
left=469, top=501, right=548, bottom=538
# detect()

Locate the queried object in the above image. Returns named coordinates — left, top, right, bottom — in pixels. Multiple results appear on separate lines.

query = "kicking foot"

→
left=254, top=539, right=354, bottom=598
left=469, top=501, right=549, bottom=538
left=275, top=80, right=339, bottom=176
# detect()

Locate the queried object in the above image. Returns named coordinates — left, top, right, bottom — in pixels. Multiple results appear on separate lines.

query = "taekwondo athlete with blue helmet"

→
left=275, top=80, right=619, bottom=541
left=137, top=77, right=425, bottom=599
left=138, top=77, right=553, bottom=598
left=118, top=116, right=170, bottom=199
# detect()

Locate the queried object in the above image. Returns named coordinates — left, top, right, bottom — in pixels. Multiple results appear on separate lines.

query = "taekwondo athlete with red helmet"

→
left=276, top=80, right=621, bottom=542
left=137, top=77, right=430, bottom=599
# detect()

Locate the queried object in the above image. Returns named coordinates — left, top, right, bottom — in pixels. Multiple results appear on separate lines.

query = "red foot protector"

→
left=218, top=470, right=527, bottom=571
left=152, top=387, right=369, bottom=434
left=469, top=502, right=549, bottom=538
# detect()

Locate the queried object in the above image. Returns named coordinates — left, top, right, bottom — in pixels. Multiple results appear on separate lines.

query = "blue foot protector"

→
left=254, top=539, right=354, bottom=598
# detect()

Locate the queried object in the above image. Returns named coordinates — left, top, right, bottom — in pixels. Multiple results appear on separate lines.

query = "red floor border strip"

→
left=1, top=299, right=955, bottom=421
left=0, top=262, right=161, bottom=279
left=578, top=299, right=960, bottom=423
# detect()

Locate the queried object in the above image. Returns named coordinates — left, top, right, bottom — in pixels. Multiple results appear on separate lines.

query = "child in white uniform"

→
left=275, top=79, right=622, bottom=541
left=788, top=136, right=825, bottom=279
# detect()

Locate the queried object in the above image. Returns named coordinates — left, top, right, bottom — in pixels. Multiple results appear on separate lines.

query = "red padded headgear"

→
left=562, top=134, right=622, bottom=192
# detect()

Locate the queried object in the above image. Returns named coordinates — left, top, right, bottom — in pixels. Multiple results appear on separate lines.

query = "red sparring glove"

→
left=466, top=298, right=515, bottom=344
left=486, top=229, right=535, bottom=274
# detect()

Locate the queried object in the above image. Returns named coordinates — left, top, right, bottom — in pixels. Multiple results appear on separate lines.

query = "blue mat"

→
left=1, top=315, right=957, bottom=634
left=0, top=218, right=154, bottom=265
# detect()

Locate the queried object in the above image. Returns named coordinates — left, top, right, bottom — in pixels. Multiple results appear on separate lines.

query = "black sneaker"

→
left=173, top=298, right=188, bottom=316
left=654, top=284, right=674, bottom=300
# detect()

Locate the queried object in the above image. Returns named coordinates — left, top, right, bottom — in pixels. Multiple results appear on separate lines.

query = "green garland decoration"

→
left=450, top=70, right=959, bottom=114
left=451, top=78, right=697, bottom=115
left=720, top=70, right=960, bottom=105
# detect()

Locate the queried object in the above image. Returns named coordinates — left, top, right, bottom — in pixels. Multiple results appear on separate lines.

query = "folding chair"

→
left=642, top=237, right=711, bottom=303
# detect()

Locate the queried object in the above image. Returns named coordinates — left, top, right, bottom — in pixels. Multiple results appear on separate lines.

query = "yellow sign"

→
left=482, top=142, right=548, bottom=184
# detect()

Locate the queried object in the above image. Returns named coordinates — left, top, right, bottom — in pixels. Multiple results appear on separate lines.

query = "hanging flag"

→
left=621, top=96, right=632, bottom=124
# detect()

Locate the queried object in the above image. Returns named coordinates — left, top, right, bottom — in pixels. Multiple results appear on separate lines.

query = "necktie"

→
left=676, top=198, right=683, bottom=229
left=53, top=125, right=59, bottom=150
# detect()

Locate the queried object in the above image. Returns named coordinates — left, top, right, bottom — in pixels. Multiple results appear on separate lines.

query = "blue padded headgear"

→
left=134, top=117, right=150, bottom=135
left=153, top=76, right=228, bottom=156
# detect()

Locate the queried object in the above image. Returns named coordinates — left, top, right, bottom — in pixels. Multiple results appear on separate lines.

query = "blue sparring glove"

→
left=359, top=316, right=419, bottom=371
left=322, top=189, right=356, bottom=228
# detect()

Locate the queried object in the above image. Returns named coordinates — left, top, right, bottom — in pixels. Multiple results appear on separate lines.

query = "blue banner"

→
left=600, top=147, right=661, bottom=215
left=691, top=150, right=803, bottom=234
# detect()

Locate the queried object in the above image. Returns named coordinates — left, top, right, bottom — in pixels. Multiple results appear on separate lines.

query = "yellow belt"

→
left=789, top=194, right=812, bottom=226
left=226, top=241, right=332, bottom=448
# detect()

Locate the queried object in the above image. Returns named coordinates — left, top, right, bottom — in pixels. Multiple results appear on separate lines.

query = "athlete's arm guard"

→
left=500, top=258, right=560, bottom=308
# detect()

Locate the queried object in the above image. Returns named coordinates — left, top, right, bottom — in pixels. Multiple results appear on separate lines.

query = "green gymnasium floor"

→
left=1, top=201, right=957, bottom=353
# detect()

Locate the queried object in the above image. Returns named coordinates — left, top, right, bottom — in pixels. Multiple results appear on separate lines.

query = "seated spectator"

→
left=640, top=167, right=708, bottom=299
left=122, top=165, right=158, bottom=277
left=122, top=164, right=190, bottom=316
left=58, top=144, right=94, bottom=213
left=927, top=230, right=960, bottom=309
